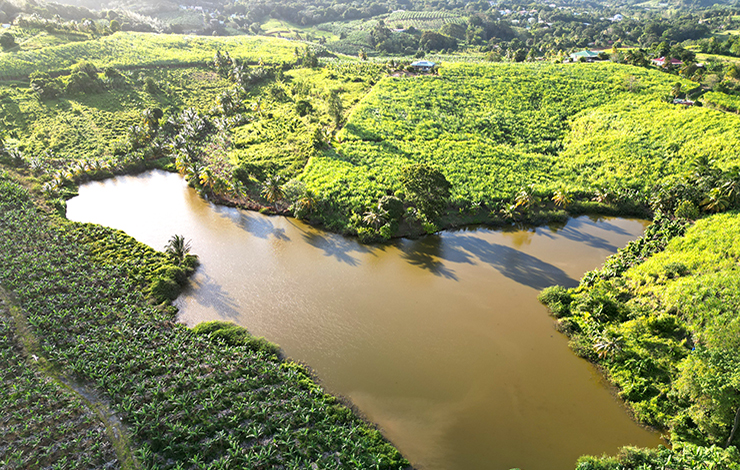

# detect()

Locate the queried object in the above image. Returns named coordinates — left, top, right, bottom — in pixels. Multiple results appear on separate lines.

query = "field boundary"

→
left=0, top=286, right=140, bottom=470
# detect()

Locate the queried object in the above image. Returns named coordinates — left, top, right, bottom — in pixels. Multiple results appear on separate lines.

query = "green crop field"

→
left=296, top=62, right=740, bottom=234
left=0, top=32, right=298, bottom=79
left=0, top=171, right=408, bottom=469
left=261, top=18, right=337, bottom=41
left=0, top=297, right=122, bottom=469
left=385, top=10, right=465, bottom=30
left=0, top=66, right=232, bottom=161
left=703, top=90, right=740, bottom=113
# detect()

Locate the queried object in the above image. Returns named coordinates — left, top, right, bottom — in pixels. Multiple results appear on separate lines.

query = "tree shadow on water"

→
left=452, top=235, right=579, bottom=289
left=537, top=217, right=635, bottom=252
left=216, top=207, right=290, bottom=241
left=300, top=230, right=377, bottom=266
left=550, top=224, right=619, bottom=252
left=401, top=236, right=465, bottom=280
left=183, top=271, right=242, bottom=319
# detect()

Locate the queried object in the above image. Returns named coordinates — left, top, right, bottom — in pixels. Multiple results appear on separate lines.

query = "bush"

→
left=154, top=265, right=187, bottom=285
left=192, top=321, right=280, bottom=355
left=144, top=77, right=159, bottom=94
left=538, top=285, right=573, bottom=317
left=674, top=200, right=700, bottom=219
left=378, top=195, right=405, bottom=221
left=150, top=276, right=180, bottom=303
left=29, top=71, right=64, bottom=100
left=0, top=32, right=16, bottom=50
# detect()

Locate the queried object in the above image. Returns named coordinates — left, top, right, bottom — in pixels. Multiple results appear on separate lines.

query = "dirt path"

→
left=0, top=286, right=140, bottom=470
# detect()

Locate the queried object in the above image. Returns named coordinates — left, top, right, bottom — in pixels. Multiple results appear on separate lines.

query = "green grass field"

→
left=0, top=32, right=298, bottom=79
left=261, top=18, right=337, bottom=41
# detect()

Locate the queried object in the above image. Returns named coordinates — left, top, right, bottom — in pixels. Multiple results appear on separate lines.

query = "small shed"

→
left=569, top=50, right=600, bottom=62
left=411, top=60, right=436, bottom=73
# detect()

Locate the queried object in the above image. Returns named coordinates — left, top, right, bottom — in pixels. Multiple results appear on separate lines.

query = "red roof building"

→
left=651, top=57, right=683, bottom=67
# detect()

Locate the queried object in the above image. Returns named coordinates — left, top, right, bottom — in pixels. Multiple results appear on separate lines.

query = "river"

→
left=66, top=170, right=663, bottom=470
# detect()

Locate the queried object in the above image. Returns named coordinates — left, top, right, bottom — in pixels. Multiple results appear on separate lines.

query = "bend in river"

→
left=67, top=170, right=663, bottom=470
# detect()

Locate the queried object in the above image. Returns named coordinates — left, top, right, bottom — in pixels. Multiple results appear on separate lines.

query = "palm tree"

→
left=261, top=175, right=285, bottom=205
left=165, top=235, right=192, bottom=266
left=701, top=188, right=731, bottom=213
left=363, top=208, right=388, bottom=229
left=552, top=185, right=572, bottom=208
left=199, top=168, right=214, bottom=194
left=294, top=191, right=318, bottom=217
left=514, top=186, right=539, bottom=210
left=592, top=188, right=612, bottom=204
left=593, top=333, right=623, bottom=360
left=217, top=90, right=238, bottom=115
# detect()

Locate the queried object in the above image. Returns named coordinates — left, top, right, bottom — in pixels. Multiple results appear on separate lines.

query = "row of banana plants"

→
left=0, top=170, right=409, bottom=469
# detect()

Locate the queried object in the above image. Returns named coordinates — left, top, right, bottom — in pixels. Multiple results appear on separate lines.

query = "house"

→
left=411, top=60, right=436, bottom=73
left=651, top=57, right=683, bottom=67
left=673, top=98, right=694, bottom=106
left=569, top=50, right=600, bottom=62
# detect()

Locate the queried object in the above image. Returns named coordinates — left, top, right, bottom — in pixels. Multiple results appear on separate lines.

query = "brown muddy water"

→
left=67, top=170, right=663, bottom=470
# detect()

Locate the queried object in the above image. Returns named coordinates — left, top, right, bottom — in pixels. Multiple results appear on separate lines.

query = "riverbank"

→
left=540, top=211, right=740, bottom=468
left=0, top=169, right=410, bottom=469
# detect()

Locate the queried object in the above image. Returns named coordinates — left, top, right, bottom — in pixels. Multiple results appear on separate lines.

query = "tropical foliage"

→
left=0, top=32, right=297, bottom=79
left=540, top=211, right=740, bottom=466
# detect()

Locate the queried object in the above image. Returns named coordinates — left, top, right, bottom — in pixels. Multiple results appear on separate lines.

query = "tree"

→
left=66, top=61, right=103, bottom=95
left=326, top=90, right=344, bottom=129
left=552, top=185, right=572, bottom=208
left=399, top=164, right=452, bottom=221
left=165, top=234, right=192, bottom=266
left=362, top=208, right=388, bottom=229
left=676, top=327, right=740, bottom=447
left=216, top=90, right=239, bottom=115
left=419, top=31, right=457, bottom=52
left=514, top=185, right=540, bottom=209
left=142, top=108, right=163, bottom=135
left=29, top=71, right=63, bottom=100
left=701, top=188, right=731, bottom=213
left=261, top=175, right=285, bottom=205
left=0, top=32, right=16, bottom=50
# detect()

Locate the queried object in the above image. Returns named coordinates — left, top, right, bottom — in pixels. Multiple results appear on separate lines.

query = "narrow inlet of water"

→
left=67, top=170, right=663, bottom=470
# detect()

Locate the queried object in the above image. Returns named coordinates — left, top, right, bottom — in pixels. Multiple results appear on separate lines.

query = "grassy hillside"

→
left=540, top=212, right=740, bottom=468
left=299, top=62, right=740, bottom=236
left=0, top=32, right=298, bottom=79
